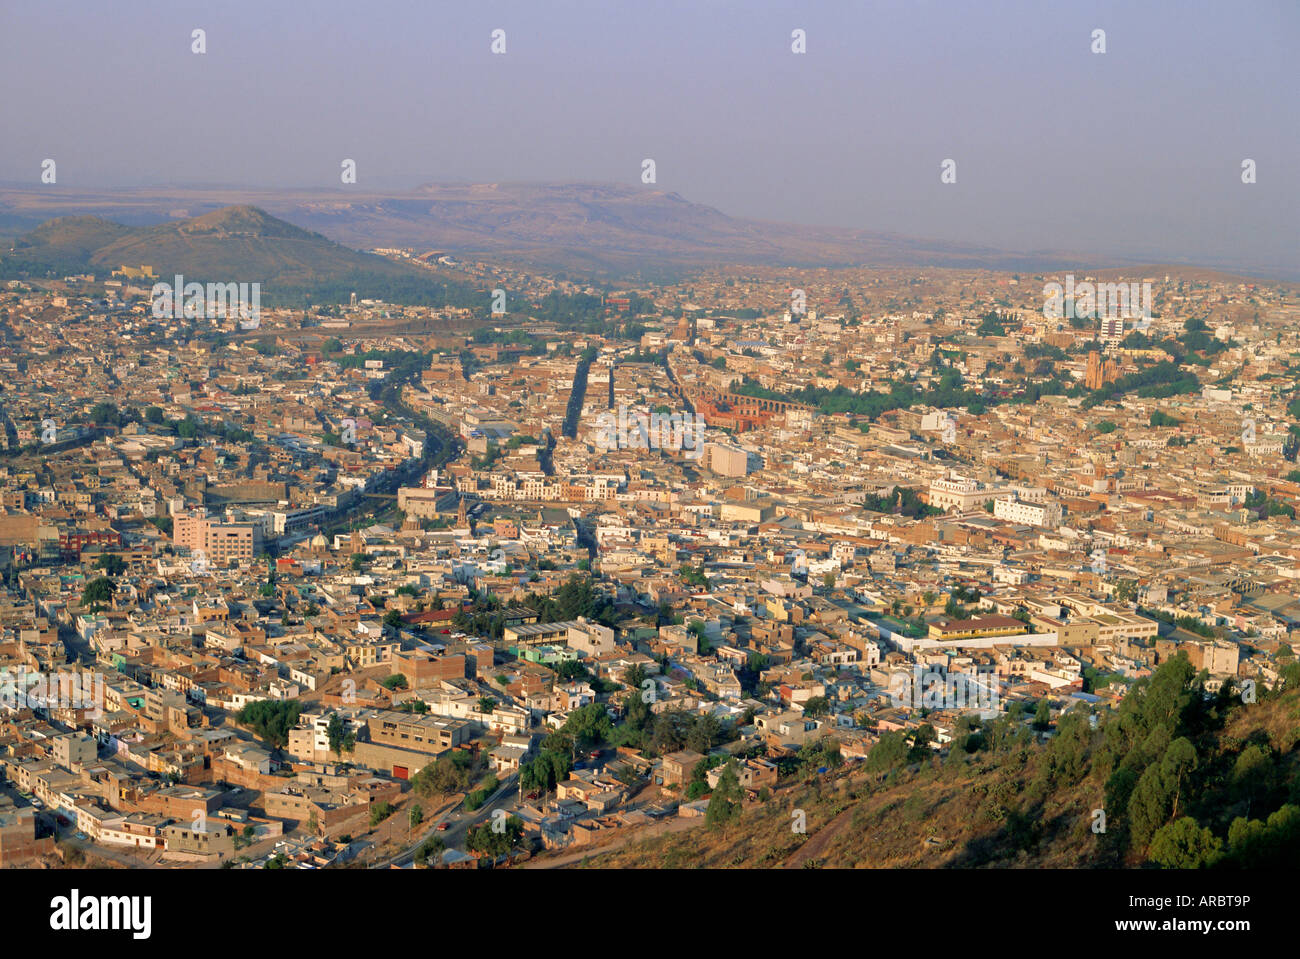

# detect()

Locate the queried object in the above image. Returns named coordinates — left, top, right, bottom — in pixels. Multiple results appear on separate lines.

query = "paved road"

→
left=374, top=772, right=520, bottom=868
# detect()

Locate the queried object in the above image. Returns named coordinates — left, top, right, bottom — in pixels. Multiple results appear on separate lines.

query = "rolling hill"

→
left=0, top=205, right=485, bottom=308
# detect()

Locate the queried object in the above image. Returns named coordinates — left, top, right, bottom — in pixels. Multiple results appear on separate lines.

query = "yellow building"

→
left=112, top=264, right=157, bottom=280
left=928, top=615, right=1026, bottom=641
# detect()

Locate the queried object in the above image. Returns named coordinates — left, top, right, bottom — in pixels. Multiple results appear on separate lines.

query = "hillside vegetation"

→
left=579, top=654, right=1300, bottom=869
left=1, top=206, right=485, bottom=309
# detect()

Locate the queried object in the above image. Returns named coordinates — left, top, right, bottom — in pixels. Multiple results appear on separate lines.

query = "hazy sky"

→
left=2, top=0, right=1296, bottom=275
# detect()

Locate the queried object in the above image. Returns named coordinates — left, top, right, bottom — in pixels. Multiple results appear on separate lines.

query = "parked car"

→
left=437, top=822, right=450, bottom=831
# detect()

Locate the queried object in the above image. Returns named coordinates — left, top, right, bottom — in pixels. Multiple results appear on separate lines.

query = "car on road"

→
left=437, top=822, right=450, bottom=831
left=74, top=832, right=87, bottom=840
left=525, top=791, right=539, bottom=800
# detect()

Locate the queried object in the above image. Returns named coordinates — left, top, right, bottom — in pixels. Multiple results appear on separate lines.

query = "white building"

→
left=994, top=497, right=1062, bottom=528
left=928, top=473, right=987, bottom=511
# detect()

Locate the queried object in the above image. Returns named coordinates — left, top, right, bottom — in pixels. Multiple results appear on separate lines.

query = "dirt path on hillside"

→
left=783, top=804, right=857, bottom=868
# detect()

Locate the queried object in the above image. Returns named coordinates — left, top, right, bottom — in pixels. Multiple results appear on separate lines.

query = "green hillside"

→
left=3, top=215, right=134, bottom=274
left=566, top=654, right=1300, bottom=869
left=1, top=206, right=486, bottom=309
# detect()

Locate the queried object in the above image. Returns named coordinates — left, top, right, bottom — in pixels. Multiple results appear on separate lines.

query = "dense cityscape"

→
left=0, top=251, right=1297, bottom=872
left=0, top=8, right=1294, bottom=945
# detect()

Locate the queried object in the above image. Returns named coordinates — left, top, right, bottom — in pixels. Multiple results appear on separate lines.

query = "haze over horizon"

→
left=1, top=0, right=1296, bottom=277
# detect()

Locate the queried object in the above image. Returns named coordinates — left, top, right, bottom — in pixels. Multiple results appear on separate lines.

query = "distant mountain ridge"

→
left=0, top=182, right=1144, bottom=280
